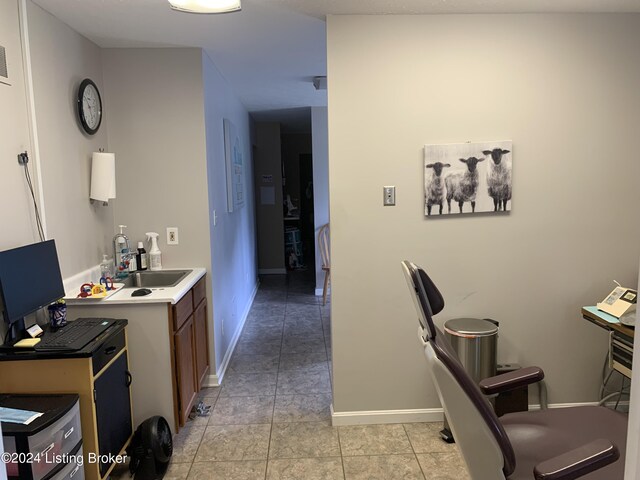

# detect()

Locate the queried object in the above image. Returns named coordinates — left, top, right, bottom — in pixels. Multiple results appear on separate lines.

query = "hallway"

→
left=137, top=273, right=469, bottom=479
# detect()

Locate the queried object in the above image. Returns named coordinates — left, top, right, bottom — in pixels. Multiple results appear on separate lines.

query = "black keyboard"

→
left=34, top=318, right=115, bottom=352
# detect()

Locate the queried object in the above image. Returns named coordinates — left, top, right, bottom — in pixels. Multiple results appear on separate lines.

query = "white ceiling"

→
left=32, top=0, right=640, bottom=132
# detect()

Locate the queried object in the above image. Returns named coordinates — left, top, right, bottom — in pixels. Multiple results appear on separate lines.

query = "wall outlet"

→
left=166, top=227, right=179, bottom=245
left=383, top=186, right=396, bottom=206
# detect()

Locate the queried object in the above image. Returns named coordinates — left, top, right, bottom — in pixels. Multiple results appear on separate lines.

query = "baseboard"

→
left=330, top=404, right=444, bottom=426
left=330, top=401, right=626, bottom=426
left=259, top=268, right=287, bottom=275
left=210, top=280, right=260, bottom=386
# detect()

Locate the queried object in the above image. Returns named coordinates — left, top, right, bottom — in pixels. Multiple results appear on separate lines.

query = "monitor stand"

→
left=2, top=318, right=26, bottom=347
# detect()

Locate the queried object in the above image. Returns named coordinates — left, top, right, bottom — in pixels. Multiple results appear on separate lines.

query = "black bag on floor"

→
left=127, top=416, right=173, bottom=479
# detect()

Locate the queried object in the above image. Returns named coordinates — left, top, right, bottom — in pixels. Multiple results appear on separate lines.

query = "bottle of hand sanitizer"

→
left=146, top=232, right=162, bottom=271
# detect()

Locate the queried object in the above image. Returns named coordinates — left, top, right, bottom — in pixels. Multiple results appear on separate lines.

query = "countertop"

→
left=65, top=268, right=206, bottom=306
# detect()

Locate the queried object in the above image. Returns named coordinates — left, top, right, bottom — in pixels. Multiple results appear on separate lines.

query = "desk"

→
left=582, top=306, right=634, bottom=378
left=0, top=319, right=132, bottom=480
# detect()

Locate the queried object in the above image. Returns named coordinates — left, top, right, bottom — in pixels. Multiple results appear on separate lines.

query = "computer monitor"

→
left=0, top=240, right=65, bottom=344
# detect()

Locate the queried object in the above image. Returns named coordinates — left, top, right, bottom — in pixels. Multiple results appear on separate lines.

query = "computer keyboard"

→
left=34, top=318, right=115, bottom=352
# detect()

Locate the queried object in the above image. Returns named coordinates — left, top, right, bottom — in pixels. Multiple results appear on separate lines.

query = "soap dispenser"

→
left=146, top=232, right=162, bottom=271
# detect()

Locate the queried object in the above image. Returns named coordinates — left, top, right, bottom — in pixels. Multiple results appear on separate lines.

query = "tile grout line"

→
left=402, top=423, right=428, bottom=480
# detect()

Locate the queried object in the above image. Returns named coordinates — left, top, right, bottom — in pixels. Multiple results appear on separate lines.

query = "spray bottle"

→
left=146, top=232, right=162, bottom=271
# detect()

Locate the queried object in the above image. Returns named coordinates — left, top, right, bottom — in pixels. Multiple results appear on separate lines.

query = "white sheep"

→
left=444, top=156, right=485, bottom=214
left=483, top=148, right=511, bottom=211
left=425, top=162, right=451, bottom=216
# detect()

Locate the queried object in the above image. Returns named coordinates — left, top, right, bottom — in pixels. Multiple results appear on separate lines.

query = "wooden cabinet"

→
left=169, top=276, right=210, bottom=429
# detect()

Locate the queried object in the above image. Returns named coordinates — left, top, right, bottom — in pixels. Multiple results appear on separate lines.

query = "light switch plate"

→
left=383, top=186, right=396, bottom=206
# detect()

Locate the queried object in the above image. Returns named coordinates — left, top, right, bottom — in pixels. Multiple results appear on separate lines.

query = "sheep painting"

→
left=444, top=156, right=484, bottom=213
left=424, top=141, right=512, bottom=217
left=425, top=162, right=450, bottom=215
left=483, top=148, right=512, bottom=211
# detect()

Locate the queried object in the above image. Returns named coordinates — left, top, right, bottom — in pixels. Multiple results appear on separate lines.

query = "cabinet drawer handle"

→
left=104, top=345, right=117, bottom=355
left=70, top=464, right=80, bottom=478
left=126, top=370, right=133, bottom=387
left=64, top=427, right=74, bottom=439
left=41, top=442, right=54, bottom=455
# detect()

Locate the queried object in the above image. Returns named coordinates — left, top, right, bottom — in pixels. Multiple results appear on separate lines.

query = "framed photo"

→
left=424, top=140, right=512, bottom=217
left=224, top=118, right=245, bottom=213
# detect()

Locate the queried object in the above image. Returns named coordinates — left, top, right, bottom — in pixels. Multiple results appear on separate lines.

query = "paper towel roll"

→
left=90, top=152, right=116, bottom=203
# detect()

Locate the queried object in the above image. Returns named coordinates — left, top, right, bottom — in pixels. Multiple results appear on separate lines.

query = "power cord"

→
left=18, top=151, right=45, bottom=242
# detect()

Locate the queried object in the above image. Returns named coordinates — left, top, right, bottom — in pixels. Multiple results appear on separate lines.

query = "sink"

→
left=120, top=270, right=192, bottom=288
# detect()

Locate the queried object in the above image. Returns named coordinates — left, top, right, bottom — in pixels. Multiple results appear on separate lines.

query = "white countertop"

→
left=65, top=268, right=206, bottom=306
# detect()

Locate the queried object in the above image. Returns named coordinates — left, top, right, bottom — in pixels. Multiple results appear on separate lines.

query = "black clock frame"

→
left=77, top=78, right=102, bottom=135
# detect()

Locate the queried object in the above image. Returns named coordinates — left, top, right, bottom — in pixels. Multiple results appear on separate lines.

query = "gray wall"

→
left=312, top=107, right=329, bottom=294
left=26, top=1, right=114, bottom=278
left=0, top=0, right=36, bottom=251
left=202, top=51, right=258, bottom=371
left=102, top=48, right=215, bottom=364
left=254, top=123, right=285, bottom=273
left=327, top=14, right=640, bottom=413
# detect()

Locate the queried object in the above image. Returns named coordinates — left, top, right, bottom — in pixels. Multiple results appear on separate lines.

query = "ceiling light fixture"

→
left=168, top=0, right=241, bottom=14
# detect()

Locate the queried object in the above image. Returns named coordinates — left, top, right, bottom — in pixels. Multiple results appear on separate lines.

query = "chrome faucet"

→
left=113, top=225, right=131, bottom=278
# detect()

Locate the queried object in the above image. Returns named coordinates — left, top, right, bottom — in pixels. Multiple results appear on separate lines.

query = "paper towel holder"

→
left=90, top=148, right=116, bottom=206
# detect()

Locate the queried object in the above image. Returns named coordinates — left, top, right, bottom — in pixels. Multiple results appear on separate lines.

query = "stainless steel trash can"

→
left=440, top=317, right=499, bottom=443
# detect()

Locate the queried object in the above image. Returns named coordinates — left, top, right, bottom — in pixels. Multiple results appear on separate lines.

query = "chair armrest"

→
left=533, top=439, right=619, bottom=480
left=478, top=366, right=544, bottom=395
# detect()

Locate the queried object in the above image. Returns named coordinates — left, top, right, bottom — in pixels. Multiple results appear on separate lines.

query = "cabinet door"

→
left=193, top=300, right=210, bottom=389
left=175, top=316, right=197, bottom=426
left=94, top=352, right=133, bottom=478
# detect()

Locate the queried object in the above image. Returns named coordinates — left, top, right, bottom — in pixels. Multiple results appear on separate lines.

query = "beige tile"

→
left=281, top=335, right=326, bottom=354
left=228, top=354, right=280, bottom=374
left=276, top=367, right=331, bottom=395
left=339, top=424, right=413, bottom=456
left=195, top=424, right=271, bottom=461
left=273, top=394, right=332, bottom=423
left=267, top=457, right=344, bottom=480
left=172, top=425, right=206, bottom=463
left=220, top=372, right=277, bottom=397
left=187, top=461, right=267, bottom=479
left=163, top=462, right=193, bottom=480
left=235, top=339, right=282, bottom=355
left=269, top=422, right=340, bottom=459
left=199, top=386, right=221, bottom=400
left=416, top=452, right=470, bottom=480
left=210, top=395, right=275, bottom=425
left=403, top=423, right=455, bottom=454
left=343, top=454, right=424, bottom=480
left=279, top=352, right=328, bottom=371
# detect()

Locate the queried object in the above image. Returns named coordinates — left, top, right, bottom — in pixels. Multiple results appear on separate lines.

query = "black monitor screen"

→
left=0, top=240, right=65, bottom=325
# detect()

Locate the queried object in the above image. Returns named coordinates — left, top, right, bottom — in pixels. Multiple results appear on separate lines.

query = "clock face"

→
left=77, top=79, right=102, bottom=135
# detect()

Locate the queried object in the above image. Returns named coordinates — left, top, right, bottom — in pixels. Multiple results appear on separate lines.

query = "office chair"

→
left=401, top=260, right=627, bottom=480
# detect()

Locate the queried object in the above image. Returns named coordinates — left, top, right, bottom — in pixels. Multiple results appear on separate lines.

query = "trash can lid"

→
left=444, top=318, right=499, bottom=337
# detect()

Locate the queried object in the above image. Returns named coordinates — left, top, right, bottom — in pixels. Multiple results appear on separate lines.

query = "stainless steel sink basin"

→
left=120, top=270, right=192, bottom=288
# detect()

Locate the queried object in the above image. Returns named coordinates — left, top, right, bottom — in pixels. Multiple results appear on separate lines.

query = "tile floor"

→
left=115, top=272, right=470, bottom=479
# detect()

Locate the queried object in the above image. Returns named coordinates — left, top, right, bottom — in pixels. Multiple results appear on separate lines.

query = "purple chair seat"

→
left=503, top=406, right=627, bottom=480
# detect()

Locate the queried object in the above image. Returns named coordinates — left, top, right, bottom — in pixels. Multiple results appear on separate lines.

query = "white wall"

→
left=26, top=1, right=114, bottom=278
left=327, top=14, right=640, bottom=414
left=312, top=107, right=329, bottom=294
left=202, top=51, right=258, bottom=373
left=0, top=0, right=40, bottom=251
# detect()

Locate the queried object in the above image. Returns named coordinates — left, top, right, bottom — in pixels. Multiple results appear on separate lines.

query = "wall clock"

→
left=77, top=78, right=102, bottom=135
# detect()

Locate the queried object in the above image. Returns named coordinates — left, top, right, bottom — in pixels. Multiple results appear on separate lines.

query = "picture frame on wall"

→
left=224, top=118, right=245, bottom=213
left=424, top=140, right=512, bottom=217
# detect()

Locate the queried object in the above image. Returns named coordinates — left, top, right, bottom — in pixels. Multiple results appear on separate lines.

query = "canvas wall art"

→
left=424, top=141, right=512, bottom=217
left=224, top=118, right=245, bottom=213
